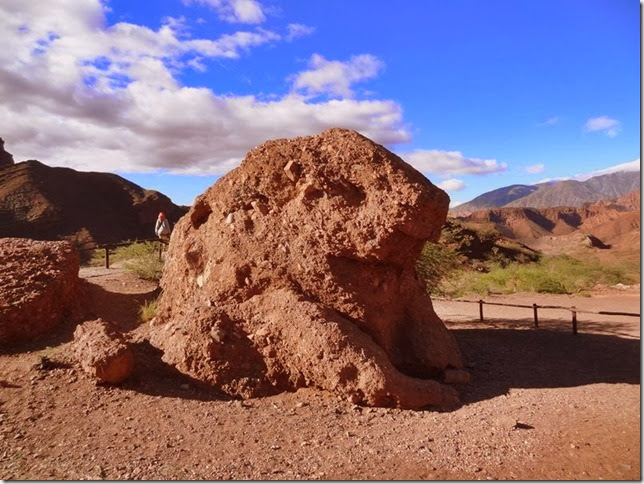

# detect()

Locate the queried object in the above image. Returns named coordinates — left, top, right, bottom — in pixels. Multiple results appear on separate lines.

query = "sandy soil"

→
left=0, top=267, right=639, bottom=480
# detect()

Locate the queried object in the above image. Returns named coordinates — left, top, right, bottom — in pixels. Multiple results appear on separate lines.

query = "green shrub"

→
left=440, top=253, right=639, bottom=297
left=416, top=242, right=463, bottom=295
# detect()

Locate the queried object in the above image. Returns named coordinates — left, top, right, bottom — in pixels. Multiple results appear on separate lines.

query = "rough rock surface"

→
left=73, top=318, right=134, bottom=384
left=150, top=128, right=464, bottom=409
left=0, top=238, right=79, bottom=344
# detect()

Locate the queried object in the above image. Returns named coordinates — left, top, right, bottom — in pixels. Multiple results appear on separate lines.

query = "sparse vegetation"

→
left=120, top=242, right=164, bottom=280
left=433, top=254, right=639, bottom=297
left=139, top=298, right=158, bottom=323
left=417, top=220, right=639, bottom=297
left=87, top=241, right=165, bottom=280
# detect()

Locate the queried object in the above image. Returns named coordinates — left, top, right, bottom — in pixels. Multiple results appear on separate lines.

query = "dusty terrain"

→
left=0, top=266, right=639, bottom=480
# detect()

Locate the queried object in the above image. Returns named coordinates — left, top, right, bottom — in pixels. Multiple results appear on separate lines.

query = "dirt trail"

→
left=0, top=268, right=639, bottom=480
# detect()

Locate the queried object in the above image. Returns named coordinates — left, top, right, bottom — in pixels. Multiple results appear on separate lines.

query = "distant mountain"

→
left=449, top=184, right=539, bottom=213
left=505, top=171, right=640, bottom=208
left=451, top=170, right=640, bottom=214
left=0, top=141, right=187, bottom=247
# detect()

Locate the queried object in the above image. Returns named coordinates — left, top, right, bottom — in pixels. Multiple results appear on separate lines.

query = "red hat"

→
left=158, top=212, right=166, bottom=220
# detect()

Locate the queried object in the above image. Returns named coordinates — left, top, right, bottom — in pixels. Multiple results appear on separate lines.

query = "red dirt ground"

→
left=0, top=267, right=639, bottom=480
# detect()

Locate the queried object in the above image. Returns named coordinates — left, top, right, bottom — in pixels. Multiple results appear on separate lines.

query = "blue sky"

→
left=0, top=0, right=639, bottom=206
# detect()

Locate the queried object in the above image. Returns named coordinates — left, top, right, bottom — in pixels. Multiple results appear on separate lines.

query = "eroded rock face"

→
left=73, top=319, right=134, bottom=384
left=150, top=128, right=464, bottom=409
left=0, top=238, right=79, bottom=343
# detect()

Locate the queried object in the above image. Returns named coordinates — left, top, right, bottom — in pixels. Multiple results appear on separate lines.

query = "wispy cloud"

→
left=437, top=178, right=465, bottom=192
left=400, top=150, right=507, bottom=176
left=184, top=0, right=266, bottom=24
left=536, top=158, right=639, bottom=184
left=575, top=158, right=640, bottom=180
left=537, top=116, right=559, bottom=127
left=525, top=163, right=544, bottom=174
left=584, top=116, right=621, bottom=138
left=291, top=54, right=384, bottom=99
left=286, top=23, right=315, bottom=41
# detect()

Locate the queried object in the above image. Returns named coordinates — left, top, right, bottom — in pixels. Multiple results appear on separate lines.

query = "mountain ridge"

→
left=451, top=169, right=640, bottom=214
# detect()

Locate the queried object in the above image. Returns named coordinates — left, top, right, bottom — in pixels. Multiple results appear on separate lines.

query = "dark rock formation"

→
left=0, top=138, right=14, bottom=169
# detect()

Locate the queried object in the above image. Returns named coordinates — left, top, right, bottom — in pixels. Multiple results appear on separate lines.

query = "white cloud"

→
left=584, top=116, right=621, bottom=138
left=400, top=150, right=507, bottom=176
left=525, top=163, right=544, bottom=174
left=286, top=23, right=315, bottom=41
left=184, top=0, right=266, bottom=24
left=535, top=158, right=640, bottom=184
left=291, top=54, right=385, bottom=99
left=537, top=116, right=559, bottom=127
left=437, top=178, right=465, bottom=192
left=0, top=1, right=410, bottom=175
left=575, top=158, right=640, bottom=180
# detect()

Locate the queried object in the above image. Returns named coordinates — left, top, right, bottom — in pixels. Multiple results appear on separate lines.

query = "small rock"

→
left=283, top=160, right=299, bottom=182
left=443, top=368, right=471, bottom=384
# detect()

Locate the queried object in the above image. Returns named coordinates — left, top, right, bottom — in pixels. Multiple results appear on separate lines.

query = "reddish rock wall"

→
left=0, top=238, right=79, bottom=343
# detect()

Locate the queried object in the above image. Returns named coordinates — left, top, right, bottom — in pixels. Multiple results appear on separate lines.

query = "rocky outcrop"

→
left=0, top=138, right=14, bottom=169
left=0, top=147, right=188, bottom=247
left=0, top=238, right=79, bottom=343
left=150, top=128, right=465, bottom=409
left=73, top=319, right=134, bottom=384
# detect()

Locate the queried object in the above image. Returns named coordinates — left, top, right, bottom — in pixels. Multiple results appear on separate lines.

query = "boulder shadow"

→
left=0, top=280, right=159, bottom=355
left=450, top=318, right=640, bottom=405
left=80, top=280, right=160, bottom=332
left=120, top=340, right=231, bottom=403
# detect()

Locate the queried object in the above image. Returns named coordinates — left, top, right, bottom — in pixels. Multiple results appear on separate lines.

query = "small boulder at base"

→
left=73, top=319, right=134, bottom=384
left=150, top=128, right=466, bottom=409
left=0, top=238, right=79, bottom=344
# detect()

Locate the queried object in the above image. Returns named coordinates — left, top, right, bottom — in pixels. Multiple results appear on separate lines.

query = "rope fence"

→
left=433, top=297, right=640, bottom=335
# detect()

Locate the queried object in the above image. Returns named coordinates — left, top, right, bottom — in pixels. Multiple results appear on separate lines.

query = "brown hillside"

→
left=457, top=191, right=640, bottom=252
left=0, top=157, right=187, bottom=247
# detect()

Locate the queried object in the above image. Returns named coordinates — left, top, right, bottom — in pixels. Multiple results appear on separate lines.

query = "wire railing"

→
left=433, top=297, right=640, bottom=335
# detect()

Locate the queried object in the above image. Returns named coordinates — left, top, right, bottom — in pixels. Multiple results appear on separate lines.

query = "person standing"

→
left=155, top=212, right=171, bottom=241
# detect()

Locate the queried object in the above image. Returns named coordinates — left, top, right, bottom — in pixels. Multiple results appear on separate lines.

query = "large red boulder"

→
left=150, top=128, right=465, bottom=409
left=0, top=238, right=79, bottom=344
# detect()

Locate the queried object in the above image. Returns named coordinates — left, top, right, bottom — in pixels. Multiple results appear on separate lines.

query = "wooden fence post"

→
left=533, top=303, right=539, bottom=328
left=158, top=241, right=163, bottom=261
left=571, top=307, right=577, bottom=335
left=479, top=299, right=484, bottom=322
left=104, top=247, right=110, bottom=269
